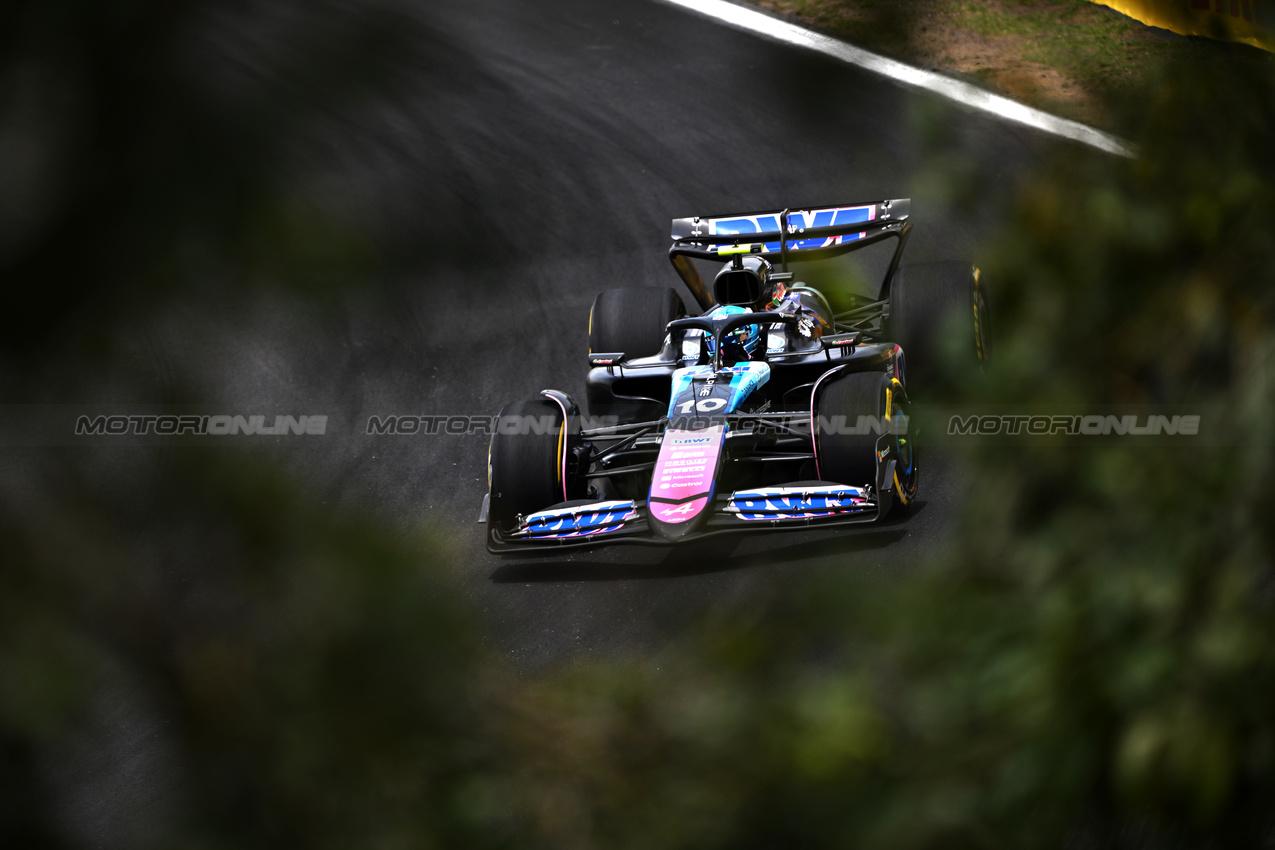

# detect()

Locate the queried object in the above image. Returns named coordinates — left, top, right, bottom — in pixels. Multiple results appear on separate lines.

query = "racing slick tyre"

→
left=488, top=398, right=572, bottom=534
left=588, top=287, right=685, bottom=361
left=815, top=370, right=918, bottom=514
left=886, top=262, right=990, bottom=392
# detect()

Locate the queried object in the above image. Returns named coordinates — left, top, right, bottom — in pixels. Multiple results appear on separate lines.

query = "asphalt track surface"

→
left=196, top=0, right=1095, bottom=666
left=338, top=0, right=1079, bottom=668
left=28, top=1, right=1116, bottom=842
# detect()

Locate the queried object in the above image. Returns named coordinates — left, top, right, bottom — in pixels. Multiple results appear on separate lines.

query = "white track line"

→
left=658, top=0, right=1135, bottom=157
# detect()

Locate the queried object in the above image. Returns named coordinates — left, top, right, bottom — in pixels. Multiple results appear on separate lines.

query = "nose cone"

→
left=647, top=423, right=725, bottom=539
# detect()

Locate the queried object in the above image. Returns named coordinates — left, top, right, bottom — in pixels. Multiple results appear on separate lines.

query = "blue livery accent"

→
left=667, top=361, right=770, bottom=418
left=523, top=501, right=637, bottom=538
left=710, top=206, right=873, bottom=253
left=728, top=485, right=872, bottom=521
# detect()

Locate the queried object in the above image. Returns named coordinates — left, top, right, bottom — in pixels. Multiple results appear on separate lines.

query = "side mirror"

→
left=588, top=352, right=624, bottom=368
left=821, top=332, right=859, bottom=351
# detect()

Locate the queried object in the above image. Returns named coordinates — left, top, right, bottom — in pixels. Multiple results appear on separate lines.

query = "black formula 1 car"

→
left=481, top=199, right=989, bottom=552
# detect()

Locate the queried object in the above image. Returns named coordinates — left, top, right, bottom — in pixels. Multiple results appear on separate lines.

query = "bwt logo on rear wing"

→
left=670, top=199, right=910, bottom=256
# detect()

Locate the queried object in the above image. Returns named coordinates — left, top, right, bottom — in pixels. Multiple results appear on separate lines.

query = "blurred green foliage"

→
left=1, top=1, right=518, bottom=847
left=2, top=452, right=517, bottom=849
left=486, top=43, right=1275, bottom=850
left=4, top=1, right=1275, bottom=848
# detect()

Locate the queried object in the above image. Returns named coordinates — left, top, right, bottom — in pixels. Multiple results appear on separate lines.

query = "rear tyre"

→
left=588, top=287, right=685, bottom=360
left=886, top=262, right=990, bottom=391
left=815, top=370, right=918, bottom=513
left=488, top=398, right=567, bottom=533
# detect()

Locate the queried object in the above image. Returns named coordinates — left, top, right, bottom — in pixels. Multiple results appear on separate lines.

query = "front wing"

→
left=483, top=438, right=901, bottom=553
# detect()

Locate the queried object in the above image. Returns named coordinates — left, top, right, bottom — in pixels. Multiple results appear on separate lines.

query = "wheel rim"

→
left=889, top=380, right=918, bottom=505
left=972, top=266, right=991, bottom=364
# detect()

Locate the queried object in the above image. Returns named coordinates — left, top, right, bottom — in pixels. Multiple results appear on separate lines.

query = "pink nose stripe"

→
left=649, top=424, right=724, bottom=524
left=650, top=496, right=710, bottom=524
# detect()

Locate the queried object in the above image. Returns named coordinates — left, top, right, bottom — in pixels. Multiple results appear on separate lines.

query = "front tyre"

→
left=488, top=398, right=569, bottom=534
left=815, top=370, right=918, bottom=514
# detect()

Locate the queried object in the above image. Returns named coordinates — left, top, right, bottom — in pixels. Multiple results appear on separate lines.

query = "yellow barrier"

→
left=1089, top=0, right=1272, bottom=51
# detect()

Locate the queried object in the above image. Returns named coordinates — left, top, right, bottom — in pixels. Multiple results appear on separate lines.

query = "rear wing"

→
left=669, top=199, right=911, bottom=310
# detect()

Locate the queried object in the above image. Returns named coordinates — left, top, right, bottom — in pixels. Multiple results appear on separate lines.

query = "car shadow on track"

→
left=487, top=500, right=926, bottom=583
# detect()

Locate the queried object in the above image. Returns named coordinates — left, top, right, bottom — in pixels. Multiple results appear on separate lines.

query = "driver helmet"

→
left=703, top=304, right=761, bottom=359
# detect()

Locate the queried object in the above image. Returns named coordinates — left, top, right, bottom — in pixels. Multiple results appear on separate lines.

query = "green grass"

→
left=754, top=0, right=1273, bottom=130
